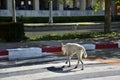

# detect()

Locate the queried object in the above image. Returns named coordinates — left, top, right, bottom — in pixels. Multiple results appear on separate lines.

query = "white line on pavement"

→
left=83, top=75, right=120, bottom=80
left=0, top=60, right=100, bottom=73
left=0, top=61, right=120, bottom=80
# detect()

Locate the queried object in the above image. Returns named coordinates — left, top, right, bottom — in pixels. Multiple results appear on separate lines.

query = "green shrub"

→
left=0, top=15, right=120, bottom=23
left=21, top=17, right=49, bottom=23
left=0, top=17, right=12, bottom=22
left=1, top=16, right=120, bottom=23
left=28, top=31, right=120, bottom=41
left=0, top=22, right=25, bottom=42
left=19, top=16, right=104, bottom=23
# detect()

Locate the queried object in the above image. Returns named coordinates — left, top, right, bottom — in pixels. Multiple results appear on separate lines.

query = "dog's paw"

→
left=61, top=66, right=65, bottom=68
left=74, top=66, right=78, bottom=69
left=81, top=68, right=84, bottom=70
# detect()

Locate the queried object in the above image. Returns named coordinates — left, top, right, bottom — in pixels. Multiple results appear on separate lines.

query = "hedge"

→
left=28, top=31, right=120, bottom=41
left=0, top=16, right=120, bottom=23
left=0, top=22, right=25, bottom=42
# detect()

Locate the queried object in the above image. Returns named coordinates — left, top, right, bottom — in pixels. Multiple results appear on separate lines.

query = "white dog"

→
left=61, top=43, right=87, bottom=70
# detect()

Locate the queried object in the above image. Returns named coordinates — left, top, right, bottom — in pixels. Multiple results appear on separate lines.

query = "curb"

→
left=0, top=50, right=8, bottom=60
left=0, top=42, right=120, bottom=61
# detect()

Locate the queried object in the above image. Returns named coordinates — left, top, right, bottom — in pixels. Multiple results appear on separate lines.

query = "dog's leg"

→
left=79, top=53, right=84, bottom=70
left=75, top=52, right=84, bottom=70
left=65, top=56, right=71, bottom=67
left=68, top=52, right=76, bottom=67
left=74, top=60, right=80, bottom=69
left=65, top=56, right=69, bottom=64
left=65, top=56, right=72, bottom=67
left=75, top=53, right=80, bottom=69
left=68, top=56, right=71, bottom=67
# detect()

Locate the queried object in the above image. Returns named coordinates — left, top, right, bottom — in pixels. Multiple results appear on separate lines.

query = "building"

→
left=0, top=0, right=119, bottom=17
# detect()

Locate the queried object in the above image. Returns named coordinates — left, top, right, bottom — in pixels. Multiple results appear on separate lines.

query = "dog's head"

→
left=61, top=43, right=66, bottom=55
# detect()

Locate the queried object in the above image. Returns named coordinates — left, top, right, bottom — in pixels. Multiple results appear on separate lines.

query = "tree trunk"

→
left=12, top=0, right=16, bottom=22
left=104, top=0, right=112, bottom=33
left=49, top=0, right=53, bottom=24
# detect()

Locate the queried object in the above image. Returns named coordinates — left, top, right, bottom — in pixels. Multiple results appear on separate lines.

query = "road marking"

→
left=1, top=65, right=120, bottom=80
left=0, top=60, right=100, bottom=73
left=83, top=75, right=120, bottom=80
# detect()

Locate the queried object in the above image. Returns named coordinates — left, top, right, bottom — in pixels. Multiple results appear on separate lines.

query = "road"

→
left=0, top=49, right=120, bottom=80
left=0, top=59, right=120, bottom=80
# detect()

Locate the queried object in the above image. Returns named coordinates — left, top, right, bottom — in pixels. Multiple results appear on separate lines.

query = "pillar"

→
left=81, top=0, right=86, bottom=10
left=35, top=0, right=39, bottom=10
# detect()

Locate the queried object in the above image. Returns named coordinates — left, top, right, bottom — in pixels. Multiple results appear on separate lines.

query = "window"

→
left=16, top=0, right=34, bottom=10
left=39, top=0, right=58, bottom=10
left=86, top=0, right=92, bottom=10
left=64, top=0, right=80, bottom=10
left=39, top=0, right=49, bottom=10
left=53, top=0, right=58, bottom=10
left=0, top=0, right=7, bottom=10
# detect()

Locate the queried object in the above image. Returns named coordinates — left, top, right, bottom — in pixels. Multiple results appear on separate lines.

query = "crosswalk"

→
left=0, top=60, right=120, bottom=80
left=83, top=75, right=120, bottom=80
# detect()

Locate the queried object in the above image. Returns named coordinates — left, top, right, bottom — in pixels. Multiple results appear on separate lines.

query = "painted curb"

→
left=0, top=50, right=8, bottom=60
left=42, top=46, right=61, bottom=52
left=7, top=47, right=42, bottom=60
left=96, top=42, right=118, bottom=49
left=117, top=42, right=120, bottom=48
left=82, top=44, right=95, bottom=50
left=0, top=42, right=119, bottom=61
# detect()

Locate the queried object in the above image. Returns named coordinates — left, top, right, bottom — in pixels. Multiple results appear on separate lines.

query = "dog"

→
left=61, top=43, right=87, bottom=70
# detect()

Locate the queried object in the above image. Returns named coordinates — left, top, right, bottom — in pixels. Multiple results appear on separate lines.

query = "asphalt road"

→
left=0, top=60, right=120, bottom=80
left=0, top=49, right=120, bottom=80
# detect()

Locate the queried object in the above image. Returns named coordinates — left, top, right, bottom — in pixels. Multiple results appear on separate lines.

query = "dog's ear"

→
left=61, top=42, right=64, bottom=47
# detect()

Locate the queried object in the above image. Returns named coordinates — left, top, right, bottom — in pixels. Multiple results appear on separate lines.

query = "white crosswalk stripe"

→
left=0, top=60, right=120, bottom=80
left=0, top=60, right=100, bottom=73
left=83, top=75, right=120, bottom=80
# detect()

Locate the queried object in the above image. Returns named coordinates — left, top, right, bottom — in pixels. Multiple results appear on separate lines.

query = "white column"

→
left=81, top=0, right=86, bottom=10
left=35, top=0, right=39, bottom=10
left=12, top=0, right=17, bottom=22
left=49, top=0, right=53, bottom=24
left=8, top=0, right=13, bottom=16
left=59, top=4, right=63, bottom=16
left=91, top=0, right=94, bottom=8
left=59, top=4, right=63, bottom=11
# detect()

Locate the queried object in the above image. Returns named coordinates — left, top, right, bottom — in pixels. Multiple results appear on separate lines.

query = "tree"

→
left=104, top=0, right=112, bottom=33
left=95, top=0, right=120, bottom=33
left=104, top=0, right=120, bottom=33
left=94, top=0, right=112, bottom=33
left=48, top=0, right=53, bottom=24
left=12, top=0, right=16, bottom=22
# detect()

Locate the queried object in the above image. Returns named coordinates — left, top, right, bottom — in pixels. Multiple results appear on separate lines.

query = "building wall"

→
left=0, top=0, right=105, bottom=17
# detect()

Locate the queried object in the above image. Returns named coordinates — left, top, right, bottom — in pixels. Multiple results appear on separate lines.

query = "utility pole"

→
left=12, top=0, right=17, bottom=22
left=49, top=0, right=53, bottom=24
left=111, top=0, right=115, bottom=21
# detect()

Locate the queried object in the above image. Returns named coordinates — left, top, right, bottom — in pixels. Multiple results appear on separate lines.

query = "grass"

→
left=26, top=31, right=120, bottom=41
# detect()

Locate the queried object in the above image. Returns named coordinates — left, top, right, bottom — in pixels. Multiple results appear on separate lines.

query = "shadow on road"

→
left=47, top=66, right=81, bottom=73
